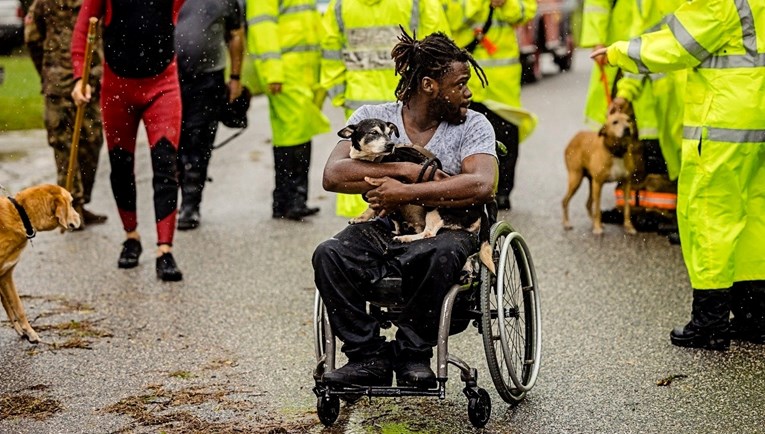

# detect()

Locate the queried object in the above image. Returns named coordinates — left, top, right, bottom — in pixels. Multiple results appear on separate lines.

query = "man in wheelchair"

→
left=313, top=29, right=498, bottom=389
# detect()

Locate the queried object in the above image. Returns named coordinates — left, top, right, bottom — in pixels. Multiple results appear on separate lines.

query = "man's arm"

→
left=24, top=0, right=44, bottom=77
left=226, top=27, right=244, bottom=101
left=364, top=154, right=497, bottom=212
left=322, top=139, right=442, bottom=193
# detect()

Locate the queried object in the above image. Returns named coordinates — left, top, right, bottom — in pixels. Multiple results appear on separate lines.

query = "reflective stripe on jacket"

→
left=246, top=0, right=330, bottom=146
left=608, top=0, right=765, bottom=289
left=319, top=0, right=450, bottom=116
left=443, top=0, right=536, bottom=107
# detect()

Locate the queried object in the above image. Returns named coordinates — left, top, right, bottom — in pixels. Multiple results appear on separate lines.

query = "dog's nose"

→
left=624, top=127, right=632, bottom=136
left=385, top=142, right=395, bottom=152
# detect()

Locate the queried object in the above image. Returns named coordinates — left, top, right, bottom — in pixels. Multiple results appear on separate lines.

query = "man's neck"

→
left=401, top=98, right=440, bottom=134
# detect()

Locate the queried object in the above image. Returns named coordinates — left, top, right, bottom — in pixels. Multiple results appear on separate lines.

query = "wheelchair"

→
left=312, top=218, right=542, bottom=428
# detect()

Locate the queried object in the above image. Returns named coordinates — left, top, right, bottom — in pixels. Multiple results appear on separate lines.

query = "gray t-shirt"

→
left=176, top=0, right=243, bottom=76
left=348, top=102, right=497, bottom=175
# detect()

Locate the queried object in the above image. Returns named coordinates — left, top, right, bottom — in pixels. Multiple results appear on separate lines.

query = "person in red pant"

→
left=71, top=0, right=185, bottom=281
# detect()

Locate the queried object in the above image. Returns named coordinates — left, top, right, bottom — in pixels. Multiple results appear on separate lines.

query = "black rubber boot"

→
left=283, top=143, right=319, bottom=220
left=322, top=355, right=393, bottom=387
left=730, top=281, right=765, bottom=344
left=670, top=289, right=731, bottom=351
left=395, top=358, right=437, bottom=389
left=272, top=147, right=292, bottom=219
left=177, top=148, right=208, bottom=230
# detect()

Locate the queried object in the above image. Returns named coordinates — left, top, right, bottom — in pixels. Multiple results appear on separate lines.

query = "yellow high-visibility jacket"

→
left=607, top=0, right=765, bottom=289
left=443, top=0, right=536, bottom=109
left=320, top=0, right=450, bottom=218
left=580, top=0, right=658, bottom=140
left=247, top=0, right=330, bottom=146
left=319, top=0, right=450, bottom=119
left=613, top=0, right=687, bottom=179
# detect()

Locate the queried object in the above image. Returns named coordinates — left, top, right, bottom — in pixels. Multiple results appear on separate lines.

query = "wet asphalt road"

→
left=1, top=52, right=764, bottom=434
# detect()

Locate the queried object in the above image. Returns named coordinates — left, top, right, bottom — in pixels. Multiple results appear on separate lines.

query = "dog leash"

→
left=212, top=128, right=246, bottom=150
left=7, top=196, right=36, bottom=240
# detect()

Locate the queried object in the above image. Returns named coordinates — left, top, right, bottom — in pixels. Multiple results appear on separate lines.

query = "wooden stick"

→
left=65, top=17, right=98, bottom=193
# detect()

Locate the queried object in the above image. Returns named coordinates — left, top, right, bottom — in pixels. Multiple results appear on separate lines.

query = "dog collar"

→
left=7, top=196, right=36, bottom=239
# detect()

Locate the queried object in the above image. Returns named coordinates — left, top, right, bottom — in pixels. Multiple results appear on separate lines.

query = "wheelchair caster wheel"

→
left=467, top=388, right=491, bottom=428
left=317, top=395, right=340, bottom=426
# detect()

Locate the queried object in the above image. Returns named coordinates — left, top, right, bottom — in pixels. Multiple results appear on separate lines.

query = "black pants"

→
left=470, top=102, right=519, bottom=197
left=313, top=220, right=479, bottom=361
left=178, top=70, right=226, bottom=207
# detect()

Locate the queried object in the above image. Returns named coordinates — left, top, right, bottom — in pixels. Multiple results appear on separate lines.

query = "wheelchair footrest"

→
left=314, top=381, right=447, bottom=399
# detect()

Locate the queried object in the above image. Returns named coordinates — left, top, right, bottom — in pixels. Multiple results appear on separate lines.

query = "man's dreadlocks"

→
left=391, top=26, right=487, bottom=106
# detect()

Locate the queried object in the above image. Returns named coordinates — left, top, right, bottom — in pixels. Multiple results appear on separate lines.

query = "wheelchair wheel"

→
left=317, top=394, right=340, bottom=426
left=480, top=221, right=542, bottom=404
left=466, top=388, right=492, bottom=428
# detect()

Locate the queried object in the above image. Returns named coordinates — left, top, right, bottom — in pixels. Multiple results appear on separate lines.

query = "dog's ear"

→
left=53, top=194, right=69, bottom=228
left=338, top=125, right=356, bottom=139
left=387, top=122, right=400, bottom=138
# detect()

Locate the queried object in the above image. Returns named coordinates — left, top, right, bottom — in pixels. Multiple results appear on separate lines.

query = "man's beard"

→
left=430, top=94, right=466, bottom=125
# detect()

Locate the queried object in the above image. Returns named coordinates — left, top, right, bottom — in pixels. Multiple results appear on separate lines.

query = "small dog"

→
left=338, top=119, right=494, bottom=273
left=1, top=184, right=81, bottom=343
left=562, top=111, right=643, bottom=235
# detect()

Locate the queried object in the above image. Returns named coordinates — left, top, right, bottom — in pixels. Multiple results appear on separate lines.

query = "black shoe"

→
left=82, top=208, right=108, bottom=225
left=669, top=289, right=730, bottom=351
left=177, top=204, right=200, bottom=230
left=496, top=195, right=511, bottom=211
left=322, top=356, right=392, bottom=387
left=156, top=253, right=183, bottom=282
left=670, top=323, right=730, bottom=351
left=730, top=319, right=765, bottom=344
left=600, top=208, right=623, bottom=225
left=118, top=239, right=142, bottom=269
left=284, top=205, right=320, bottom=221
left=395, top=358, right=437, bottom=388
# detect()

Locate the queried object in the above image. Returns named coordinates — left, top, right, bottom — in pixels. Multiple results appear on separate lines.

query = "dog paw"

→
left=592, top=227, right=604, bottom=236
left=624, top=226, right=638, bottom=235
left=563, top=223, right=573, bottom=231
left=23, top=329, right=40, bottom=344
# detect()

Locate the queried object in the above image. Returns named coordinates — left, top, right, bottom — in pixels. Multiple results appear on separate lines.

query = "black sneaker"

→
left=395, top=359, right=437, bottom=388
left=322, top=356, right=392, bottom=387
left=118, top=239, right=142, bottom=269
left=156, top=252, right=183, bottom=282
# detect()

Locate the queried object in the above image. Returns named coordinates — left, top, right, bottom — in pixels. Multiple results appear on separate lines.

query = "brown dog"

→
left=562, top=111, right=643, bottom=235
left=0, top=184, right=81, bottom=343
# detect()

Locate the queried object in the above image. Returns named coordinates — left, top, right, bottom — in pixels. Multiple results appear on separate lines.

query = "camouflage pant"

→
left=44, top=94, right=104, bottom=207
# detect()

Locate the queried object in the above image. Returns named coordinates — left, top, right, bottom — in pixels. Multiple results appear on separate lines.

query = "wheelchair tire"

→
left=317, top=395, right=340, bottom=426
left=480, top=221, right=542, bottom=404
left=467, top=388, right=492, bottom=428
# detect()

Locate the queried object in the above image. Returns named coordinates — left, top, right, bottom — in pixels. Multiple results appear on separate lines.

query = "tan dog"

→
left=562, top=111, right=643, bottom=235
left=0, top=184, right=81, bottom=343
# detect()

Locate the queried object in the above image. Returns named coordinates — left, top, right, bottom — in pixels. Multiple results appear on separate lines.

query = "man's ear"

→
left=387, top=122, right=400, bottom=138
left=338, top=125, right=356, bottom=138
left=421, top=76, right=438, bottom=95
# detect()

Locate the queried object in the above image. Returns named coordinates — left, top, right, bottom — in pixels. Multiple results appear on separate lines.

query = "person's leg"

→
left=390, top=230, right=479, bottom=386
left=142, top=66, right=183, bottom=281
left=285, top=142, right=319, bottom=220
left=470, top=103, right=519, bottom=210
left=44, top=96, right=85, bottom=213
left=177, top=70, right=224, bottom=229
left=78, top=91, right=108, bottom=224
left=102, top=71, right=143, bottom=268
left=313, top=220, right=396, bottom=385
left=730, top=281, right=765, bottom=344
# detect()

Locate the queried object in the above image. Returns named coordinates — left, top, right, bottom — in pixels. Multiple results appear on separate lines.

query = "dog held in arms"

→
left=338, top=118, right=495, bottom=274
left=0, top=184, right=81, bottom=342
left=562, top=110, right=643, bottom=235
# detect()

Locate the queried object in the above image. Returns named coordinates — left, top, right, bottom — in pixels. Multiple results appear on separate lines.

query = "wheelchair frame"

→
left=313, top=220, right=542, bottom=428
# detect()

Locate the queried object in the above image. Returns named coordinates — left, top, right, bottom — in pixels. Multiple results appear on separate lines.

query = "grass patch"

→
left=0, top=393, right=62, bottom=421
left=0, top=53, right=44, bottom=132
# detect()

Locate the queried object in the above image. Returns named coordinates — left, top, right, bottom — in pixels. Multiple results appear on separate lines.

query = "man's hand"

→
left=268, top=82, right=283, bottom=95
left=71, top=79, right=91, bottom=106
left=590, top=46, right=609, bottom=66
left=364, top=176, right=410, bottom=217
left=228, top=79, right=243, bottom=102
left=609, top=97, right=630, bottom=115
